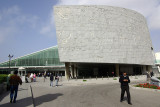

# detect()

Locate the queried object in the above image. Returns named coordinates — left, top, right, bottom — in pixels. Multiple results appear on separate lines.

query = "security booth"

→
left=18, top=67, right=26, bottom=82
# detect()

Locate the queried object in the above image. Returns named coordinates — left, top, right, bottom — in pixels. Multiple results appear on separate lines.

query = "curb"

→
left=29, top=85, right=35, bottom=107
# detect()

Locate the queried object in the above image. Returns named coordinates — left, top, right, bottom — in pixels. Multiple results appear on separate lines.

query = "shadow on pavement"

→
left=18, top=88, right=28, bottom=91
left=35, top=93, right=63, bottom=106
left=122, top=97, right=129, bottom=103
left=0, top=91, right=10, bottom=102
left=57, top=84, right=63, bottom=87
left=0, top=93, right=63, bottom=107
left=0, top=88, right=28, bottom=102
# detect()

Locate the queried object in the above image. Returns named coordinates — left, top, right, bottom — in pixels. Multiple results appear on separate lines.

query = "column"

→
left=148, top=65, right=152, bottom=72
left=115, top=64, right=119, bottom=77
left=76, top=67, right=79, bottom=77
left=142, top=65, right=146, bottom=74
left=74, top=65, right=77, bottom=77
left=71, top=65, right=74, bottom=78
left=65, top=62, right=70, bottom=80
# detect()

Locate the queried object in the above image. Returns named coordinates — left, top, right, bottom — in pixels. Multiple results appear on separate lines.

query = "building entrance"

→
left=77, top=63, right=115, bottom=78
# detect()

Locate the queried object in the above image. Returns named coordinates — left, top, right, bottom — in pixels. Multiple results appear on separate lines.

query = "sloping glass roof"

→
left=0, top=46, right=64, bottom=67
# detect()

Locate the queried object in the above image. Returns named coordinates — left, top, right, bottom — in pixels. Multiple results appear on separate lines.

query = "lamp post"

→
left=8, top=54, right=14, bottom=74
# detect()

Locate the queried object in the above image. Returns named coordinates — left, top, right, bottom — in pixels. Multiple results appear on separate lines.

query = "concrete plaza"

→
left=0, top=76, right=160, bottom=107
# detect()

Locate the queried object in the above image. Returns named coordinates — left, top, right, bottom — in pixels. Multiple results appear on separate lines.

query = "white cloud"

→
left=40, top=10, right=56, bottom=37
left=40, top=26, right=51, bottom=34
left=148, top=5, right=160, bottom=30
left=0, top=6, right=20, bottom=44
left=0, top=6, right=39, bottom=44
left=56, top=0, right=160, bottom=31
left=3, top=5, right=20, bottom=15
left=0, top=26, right=17, bottom=43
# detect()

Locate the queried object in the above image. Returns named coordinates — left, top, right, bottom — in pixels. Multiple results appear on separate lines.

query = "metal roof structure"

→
left=0, top=46, right=65, bottom=70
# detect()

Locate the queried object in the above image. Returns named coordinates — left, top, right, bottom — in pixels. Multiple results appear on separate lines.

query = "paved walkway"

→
left=31, top=76, right=160, bottom=107
left=0, top=75, right=160, bottom=107
left=32, top=75, right=147, bottom=87
left=0, top=83, right=33, bottom=107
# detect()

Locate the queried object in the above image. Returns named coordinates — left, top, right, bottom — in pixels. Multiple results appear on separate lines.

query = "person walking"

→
left=150, top=71, right=154, bottom=77
left=50, top=73, right=54, bottom=87
left=119, top=72, right=132, bottom=105
left=146, top=72, right=151, bottom=82
left=7, top=73, right=13, bottom=91
left=33, top=73, right=36, bottom=82
left=44, top=72, right=47, bottom=82
left=9, top=70, right=22, bottom=103
left=55, top=74, right=59, bottom=87
left=30, top=73, right=33, bottom=82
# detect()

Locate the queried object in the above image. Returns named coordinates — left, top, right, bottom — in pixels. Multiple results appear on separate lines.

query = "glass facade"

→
left=156, top=60, right=160, bottom=64
left=0, top=46, right=64, bottom=70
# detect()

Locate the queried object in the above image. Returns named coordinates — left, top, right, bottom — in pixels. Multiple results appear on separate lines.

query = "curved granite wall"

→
left=54, top=5, right=154, bottom=65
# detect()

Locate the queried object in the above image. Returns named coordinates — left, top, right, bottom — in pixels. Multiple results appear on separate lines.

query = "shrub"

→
left=113, top=78, right=117, bottom=80
left=135, top=83, right=160, bottom=90
left=0, top=74, right=8, bottom=84
left=83, top=80, right=87, bottom=82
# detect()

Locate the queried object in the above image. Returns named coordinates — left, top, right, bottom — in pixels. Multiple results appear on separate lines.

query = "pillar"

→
left=74, top=65, right=77, bottom=77
left=148, top=65, right=152, bottom=72
left=65, top=62, right=70, bottom=80
left=71, top=65, right=74, bottom=78
left=115, top=64, right=119, bottom=77
left=76, top=67, right=79, bottom=77
left=142, top=65, right=146, bottom=74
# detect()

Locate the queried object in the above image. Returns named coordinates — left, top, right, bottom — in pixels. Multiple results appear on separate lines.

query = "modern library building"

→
left=0, top=5, right=155, bottom=79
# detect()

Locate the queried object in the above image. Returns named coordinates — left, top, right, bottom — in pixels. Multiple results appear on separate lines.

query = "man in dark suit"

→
left=119, top=72, right=132, bottom=105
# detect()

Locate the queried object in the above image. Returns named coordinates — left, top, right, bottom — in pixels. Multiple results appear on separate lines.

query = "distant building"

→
left=155, top=52, right=160, bottom=72
left=0, top=46, right=65, bottom=75
left=155, top=52, right=160, bottom=64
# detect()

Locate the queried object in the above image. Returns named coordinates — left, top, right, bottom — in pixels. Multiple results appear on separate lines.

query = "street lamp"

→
left=8, top=54, right=14, bottom=74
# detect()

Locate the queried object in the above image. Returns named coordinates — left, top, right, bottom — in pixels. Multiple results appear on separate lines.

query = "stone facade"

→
left=54, top=5, right=154, bottom=65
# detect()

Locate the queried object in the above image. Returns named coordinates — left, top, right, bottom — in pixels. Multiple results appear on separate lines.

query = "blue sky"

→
left=0, top=0, right=160, bottom=63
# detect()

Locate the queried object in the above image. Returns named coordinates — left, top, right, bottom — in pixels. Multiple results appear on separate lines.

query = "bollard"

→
left=44, top=77, right=45, bottom=82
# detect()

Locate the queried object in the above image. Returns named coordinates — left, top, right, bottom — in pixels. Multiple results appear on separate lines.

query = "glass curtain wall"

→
left=0, top=46, right=64, bottom=67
